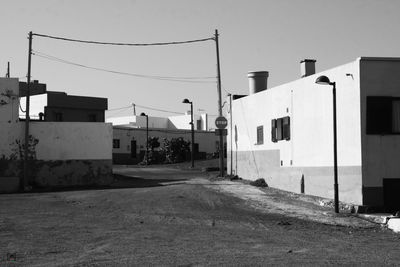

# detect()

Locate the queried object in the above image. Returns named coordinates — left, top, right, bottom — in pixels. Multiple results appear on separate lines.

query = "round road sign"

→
left=215, top=116, right=228, bottom=129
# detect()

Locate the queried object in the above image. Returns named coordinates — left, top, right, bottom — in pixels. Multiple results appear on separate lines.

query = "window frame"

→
left=271, top=116, right=291, bottom=142
left=113, top=139, right=120, bottom=149
left=366, top=96, right=400, bottom=135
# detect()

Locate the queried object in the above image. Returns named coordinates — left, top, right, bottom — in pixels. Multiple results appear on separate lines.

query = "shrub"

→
left=250, top=178, right=268, bottom=187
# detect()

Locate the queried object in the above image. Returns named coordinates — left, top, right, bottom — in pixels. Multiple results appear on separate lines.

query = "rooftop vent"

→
left=248, top=71, right=269, bottom=95
left=300, top=59, right=316, bottom=77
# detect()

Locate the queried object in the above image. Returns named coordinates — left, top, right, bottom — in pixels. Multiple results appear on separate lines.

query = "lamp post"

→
left=140, top=112, right=149, bottom=165
left=315, top=75, right=339, bottom=213
left=183, top=98, right=195, bottom=168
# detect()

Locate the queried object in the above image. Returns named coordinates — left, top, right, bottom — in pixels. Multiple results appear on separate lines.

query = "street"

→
left=1, top=166, right=400, bottom=266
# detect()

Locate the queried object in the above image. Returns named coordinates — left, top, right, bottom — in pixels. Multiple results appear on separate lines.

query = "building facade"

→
left=1, top=78, right=113, bottom=190
left=228, top=57, right=400, bottom=210
left=19, top=87, right=108, bottom=122
left=112, top=126, right=219, bottom=164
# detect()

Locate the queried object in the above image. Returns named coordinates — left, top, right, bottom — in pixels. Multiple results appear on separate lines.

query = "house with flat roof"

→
left=228, top=57, right=400, bottom=211
left=19, top=83, right=107, bottom=122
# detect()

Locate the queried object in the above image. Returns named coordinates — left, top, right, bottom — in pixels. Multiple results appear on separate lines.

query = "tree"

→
left=161, top=137, right=190, bottom=164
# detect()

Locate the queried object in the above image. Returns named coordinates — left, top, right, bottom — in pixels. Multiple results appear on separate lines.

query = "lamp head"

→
left=182, top=98, right=191, bottom=104
left=315, top=75, right=332, bottom=85
left=140, top=112, right=147, bottom=116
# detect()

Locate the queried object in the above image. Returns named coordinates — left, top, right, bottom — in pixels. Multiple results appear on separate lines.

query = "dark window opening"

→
left=113, top=139, right=120, bottom=149
left=130, top=140, right=137, bottom=158
left=256, top=126, right=264, bottom=145
left=55, top=112, right=63, bottom=121
left=367, top=96, right=400, bottom=134
left=271, top=116, right=290, bottom=142
left=89, top=114, right=97, bottom=122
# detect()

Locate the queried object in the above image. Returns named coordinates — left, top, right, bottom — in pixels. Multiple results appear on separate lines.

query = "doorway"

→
left=131, top=140, right=137, bottom=158
left=383, top=178, right=400, bottom=212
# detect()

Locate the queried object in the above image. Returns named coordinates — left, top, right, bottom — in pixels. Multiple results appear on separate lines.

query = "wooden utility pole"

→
left=214, top=29, right=224, bottom=177
left=23, top=31, right=33, bottom=191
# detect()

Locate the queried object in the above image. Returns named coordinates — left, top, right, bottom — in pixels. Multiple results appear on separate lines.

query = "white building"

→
left=112, top=126, right=219, bottom=164
left=107, top=112, right=214, bottom=131
left=228, top=57, right=400, bottom=210
left=107, top=110, right=221, bottom=164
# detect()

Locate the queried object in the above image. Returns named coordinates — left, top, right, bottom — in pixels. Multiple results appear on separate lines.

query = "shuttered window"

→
left=271, top=116, right=290, bottom=142
left=271, top=119, right=277, bottom=142
left=257, top=126, right=264, bottom=145
left=283, top=116, right=290, bottom=140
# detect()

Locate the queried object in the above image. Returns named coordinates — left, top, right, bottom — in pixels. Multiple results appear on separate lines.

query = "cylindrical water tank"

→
left=248, top=71, right=269, bottom=94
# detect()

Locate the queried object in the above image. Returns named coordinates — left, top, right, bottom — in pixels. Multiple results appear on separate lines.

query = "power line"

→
left=107, top=105, right=134, bottom=111
left=134, top=103, right=184, bottom=115
left=32, top=50, right=216, bottom=84
left=33, top=32, right=214, bottom=46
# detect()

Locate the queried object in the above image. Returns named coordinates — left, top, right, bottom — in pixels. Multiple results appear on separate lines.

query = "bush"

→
left=160, top=137, right=190, bottom=164
left=250, top=178, right=268, bottom=187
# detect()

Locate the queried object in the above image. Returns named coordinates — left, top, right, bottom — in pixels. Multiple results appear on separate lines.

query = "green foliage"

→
left=160, top=137, right=190, bottom=164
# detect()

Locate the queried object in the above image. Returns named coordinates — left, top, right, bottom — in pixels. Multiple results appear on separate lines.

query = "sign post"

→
left=215, top=116, right=227, bottom=176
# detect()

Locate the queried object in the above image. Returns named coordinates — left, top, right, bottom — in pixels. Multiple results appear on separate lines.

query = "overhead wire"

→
left=32, top=50, right=217, bottom=84
left=33, top=32, right=215, bottom=46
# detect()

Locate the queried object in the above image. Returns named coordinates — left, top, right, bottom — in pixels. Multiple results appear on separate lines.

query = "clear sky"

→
left=1, top=0, right=400, bottom=118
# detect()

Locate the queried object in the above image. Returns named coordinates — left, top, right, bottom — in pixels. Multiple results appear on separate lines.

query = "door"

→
left=131, top=140, right=137, bottom=158
left=383, top=179, right=400, bottom=212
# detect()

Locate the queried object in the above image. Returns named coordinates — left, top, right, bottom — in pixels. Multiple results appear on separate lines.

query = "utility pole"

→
left=132, top=103, right=136, bottom=116
left=23, top=31, right=33, bottom=191
left=229, top=94, right=233, bottom=175
left=6, top=62, right=10, bottom=77
left=214, top=29, right=224, bottom=177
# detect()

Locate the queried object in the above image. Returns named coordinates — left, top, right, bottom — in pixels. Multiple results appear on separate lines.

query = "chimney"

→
left=248, top=71, right=269, bottom=95
left=300, top=59, right=316, bottom=77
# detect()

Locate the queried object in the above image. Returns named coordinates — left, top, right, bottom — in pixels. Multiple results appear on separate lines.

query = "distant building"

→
left=19, top=83, right=107, bottom=122
left=112, top=126, right=220, bottom=164
left=107, top=112, right=214, bottom=131
left=228, top=57, right=400, bottom=211
left=107, top=110, right=223, bottom=164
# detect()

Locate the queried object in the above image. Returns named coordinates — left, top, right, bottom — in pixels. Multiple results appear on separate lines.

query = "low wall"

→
left=0, top=122, right=113, bottom=190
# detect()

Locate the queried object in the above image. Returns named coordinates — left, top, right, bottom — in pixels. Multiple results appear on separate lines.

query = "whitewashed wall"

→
left=30, top=122, right=112, bottom=160
left=228, top=59, right=363, bottom=204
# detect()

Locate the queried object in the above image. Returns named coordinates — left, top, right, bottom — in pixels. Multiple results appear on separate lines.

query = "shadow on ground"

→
left=27, top=174, right=187, bottom=193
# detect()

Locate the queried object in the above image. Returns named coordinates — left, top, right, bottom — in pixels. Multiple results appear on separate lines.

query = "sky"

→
left=1, top=0, right=400, bottom=118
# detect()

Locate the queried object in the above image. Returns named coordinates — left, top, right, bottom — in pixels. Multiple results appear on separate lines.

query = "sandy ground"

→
left=1, top=165, right=400, bottom=266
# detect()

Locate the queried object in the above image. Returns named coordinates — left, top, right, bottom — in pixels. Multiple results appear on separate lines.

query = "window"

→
left=271, top=116, right=290, bottom=142
left=256, top=126, right=264, bottom=144
left=367, top=96, right=400, bottom=134
left=55, top=112, right=63, bottom=121
left=113, top=139, right=120, bottom=149
left=88, top=114, right=97, bottom=122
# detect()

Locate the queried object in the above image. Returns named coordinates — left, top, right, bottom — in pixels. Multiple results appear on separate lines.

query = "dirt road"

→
left=1, top=166, right=399, bottom=266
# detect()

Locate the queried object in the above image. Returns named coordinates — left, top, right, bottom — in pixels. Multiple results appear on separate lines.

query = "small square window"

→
left=55, top=112, right=63, bottom=121
left=113, top=139, right=120, bottom=149
left=89, top=114, right=97, bottom=122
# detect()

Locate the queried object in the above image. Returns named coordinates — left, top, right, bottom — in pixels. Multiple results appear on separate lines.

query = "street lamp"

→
left=140, top=112, right=149, bottom=165
left=315, top=75, right=339, bottom=213
left=183, top=98, right=195, bottom=168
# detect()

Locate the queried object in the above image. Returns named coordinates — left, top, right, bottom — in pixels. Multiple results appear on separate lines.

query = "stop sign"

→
left=215, top=116, right=228, bottom=129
